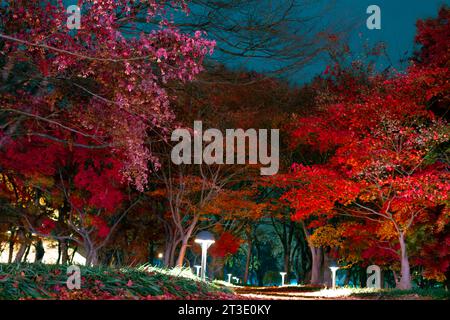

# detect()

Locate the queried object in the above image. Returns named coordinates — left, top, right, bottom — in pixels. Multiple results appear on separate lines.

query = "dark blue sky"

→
left=220, top=0, right=449, bottom=83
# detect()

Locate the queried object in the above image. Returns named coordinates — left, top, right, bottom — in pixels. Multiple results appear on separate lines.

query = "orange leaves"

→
left=146, top=188, right=167, bottom=198
left=202, top=189, right=267, bottom=220
left=310, top=225, right=344, bottom=248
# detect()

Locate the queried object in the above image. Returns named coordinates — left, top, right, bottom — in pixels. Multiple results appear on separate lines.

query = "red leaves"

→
left=37, top=57, right=49, bottom=77
left=210, top=232, right=241, bottom=258
left=89, top=216, right=110, bottom=239
left=282, top=164, right=360, bottom=221
left=73, top=157, right=124, bottom=214
left=0, top=136, right=64, bottom=178
left=279, top=7, right=450, bottom=273
left=1, top=0, right=215, bottom=191
left=415, top=7, right=450, bottom=68
left=37, top=217, right=56, bottom=235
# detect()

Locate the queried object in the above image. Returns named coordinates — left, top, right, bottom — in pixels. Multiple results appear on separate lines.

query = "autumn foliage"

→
left=281, top=7, right=449, bottom=288
left=0, top=1, right=448, bottom=294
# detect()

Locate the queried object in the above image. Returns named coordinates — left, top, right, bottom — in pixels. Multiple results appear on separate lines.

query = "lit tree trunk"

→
left=176, top=237, right=189, bottom=267
left=396, top=233, right=412, bottom=290
left=23, top=243, right=31, bottom=262
left=322, top=251, right=332, bottom=287
left=14, top=243, right=27, bottom=263
left=310, top=246, right=323, bottom=285
left=14, top=230, right=28, bottom=263
left=302, top=222, right=323, bottom=285
left=175, top=215, right=198, bottom=268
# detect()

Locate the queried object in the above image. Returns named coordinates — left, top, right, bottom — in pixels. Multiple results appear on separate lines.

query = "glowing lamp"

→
left=194, top=265, right=201, bottom=277
left=279, top=272, right=287, bottom=287
left=329, top=262, right=339, bottom=290
left=195, top=231, right=215, bottom=280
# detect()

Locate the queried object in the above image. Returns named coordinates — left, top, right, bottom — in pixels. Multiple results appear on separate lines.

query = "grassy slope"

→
left=0, top=263, right=235, bottom=300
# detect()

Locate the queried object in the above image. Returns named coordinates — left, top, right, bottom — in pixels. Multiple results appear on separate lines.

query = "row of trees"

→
left=0, top=1, right=448, bottom=290
left=272, top=7, right=449, bottom=289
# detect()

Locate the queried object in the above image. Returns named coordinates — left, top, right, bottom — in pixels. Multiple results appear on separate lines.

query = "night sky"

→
left=60, top=0, right=450, bottom=83
left=223, top=0, right=449, bottom=83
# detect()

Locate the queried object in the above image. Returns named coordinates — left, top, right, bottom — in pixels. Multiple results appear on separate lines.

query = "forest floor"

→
left=233, top=286, right=449, bottom=300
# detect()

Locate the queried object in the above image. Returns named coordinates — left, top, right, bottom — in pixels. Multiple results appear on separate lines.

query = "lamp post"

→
left=194, top=265, right=201, bottom=277
left=194, top=231, right=215, bottom=281
left=279, top=272, right=287, bottom=287
left=329, top=263, right=339, bottom=290
left=156, top=252, right=163, bottom=267
left=227, top=273, right=232, bottom=283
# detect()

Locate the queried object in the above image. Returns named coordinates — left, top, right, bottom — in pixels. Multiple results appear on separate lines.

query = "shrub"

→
left=0, top=263, right=235, bottom=300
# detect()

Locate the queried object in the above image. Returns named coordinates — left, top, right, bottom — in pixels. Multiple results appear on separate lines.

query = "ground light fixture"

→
left=194, top=231, right=215, bottom=281
left=194, top=265, right=201, bottom=277
left=279, top=272, right=287, bottom=286
left=329, top=263, right=339, bottom=290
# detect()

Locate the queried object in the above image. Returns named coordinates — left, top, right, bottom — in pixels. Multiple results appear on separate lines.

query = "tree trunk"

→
left=359, top=267, right=367, bottom=288
left=322, top=252, right=332, bottom=287
left=176, top=237, right=189, bottom=267
left=243, top=238, right=252, bottom=285
left=86, top=251, right=99, bottom=266
left=169, top=240, right=177, bottom=267
left=61, top=241, right=69, bottom=264
left=396, top=233, right=412, bottom=290
left=7, top=233, right=15, bottom=263
left=69, top=246, right=78, bottom=264
left=310, top=246, right=323, bottom=285
left=148, top=241, right=155, bottom=264
left=85, top=245, right=99, bottom=266
left=175, top=217, right=198, bottom=268
left=13, top=230, right=28, bottom=263
left=344, top=269, right=350, bottom=286
left=34, top=239, right=45, bottom=263
left=284, top=248, right=290, bottom=274
left=212, top=257, right=225, bottom=281
left=23, top=243, right=31, bottom=262
left=163, top=241, right=173, bottom=266
left=14, top=243, right=27, bottom=263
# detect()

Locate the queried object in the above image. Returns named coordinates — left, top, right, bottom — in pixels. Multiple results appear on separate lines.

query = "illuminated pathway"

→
left=234, top=286, right=430, bottom=300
